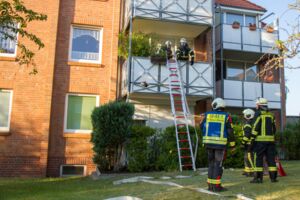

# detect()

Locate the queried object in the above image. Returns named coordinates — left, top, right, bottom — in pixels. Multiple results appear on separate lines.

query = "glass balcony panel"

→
left=242, top=27, right=260, bottom=52
left=222, top=24, right=242, bottom=50
left=223, top=80, right=242, bottom=99
left=263, top=83, right=281, bottom=102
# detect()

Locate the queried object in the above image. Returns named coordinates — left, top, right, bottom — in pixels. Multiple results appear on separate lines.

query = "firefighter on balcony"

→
left=176, top=38, right=194, bottom=65
left=241, top=109, right=255, bottom=177
left=250, top=97, right=278, bottom=183
left=161, top=40, right=173, bottom=60
left=200, top=98, right=235, bottom=192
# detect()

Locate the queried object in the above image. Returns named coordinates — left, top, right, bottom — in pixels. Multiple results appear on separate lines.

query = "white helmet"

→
left=165, top=40, right=172, bottom=46
left=243, top=109, right=255, bottom=120
left=211, top=98, right=226, bottom=110
left=180, top=38, right=187, bottom=44
left=256, top=97, right=268, bottom=106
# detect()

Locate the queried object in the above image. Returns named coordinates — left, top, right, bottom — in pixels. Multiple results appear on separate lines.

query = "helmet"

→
left=256, top=97, right=268, bottom=106
left=211, top=98, right=226, bottom=110
left=165, top=40, right=172, bottom=47
left=180, top=38, right=187, bottom=44
left=243, top=109, right=255, bottom=120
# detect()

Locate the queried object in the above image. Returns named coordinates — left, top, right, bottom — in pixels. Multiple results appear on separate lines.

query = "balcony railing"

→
left=217, top=80, right=281, bottom=109
left=123, top=56, right=213, bottom=96
left=216, top=24, right=279, bottom=54
left=124, top=0, right=213, bottom=27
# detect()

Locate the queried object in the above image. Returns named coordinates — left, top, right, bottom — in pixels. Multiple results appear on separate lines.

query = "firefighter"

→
left=241, top=109, right=255, bottom=177
left=163, top=40, right=173, bottom=60
left=250, top=97, right=278, bottom=183
left=176, top=38, right=194, bottom=65
left=200, top=98, right=235, bottom=192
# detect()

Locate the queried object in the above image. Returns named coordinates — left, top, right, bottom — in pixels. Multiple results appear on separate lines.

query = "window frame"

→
left=0, top=24, right=19, bottom=58
left=223, top=12, right=258, bottom=27
left=225, top=61, right=259, bottom=82
left=64, top=93, right=100, bottom=134
left=68, top=25, right=103, bottom=64
left=60, top=165, right=87, bottom=177
left=0, top=89, right=13, bottom=132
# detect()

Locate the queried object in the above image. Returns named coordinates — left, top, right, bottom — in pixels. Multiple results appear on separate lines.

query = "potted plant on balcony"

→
left=150, top=43, right=167, bottom=65
left=232, top=21, right=240, bottom=29
left=249, top=23, right=257, bottom=31
left=266, top=25, right=274, bottom=33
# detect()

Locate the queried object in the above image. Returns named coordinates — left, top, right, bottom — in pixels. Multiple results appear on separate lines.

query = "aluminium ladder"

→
left=167, top=56, right=198, bottom=172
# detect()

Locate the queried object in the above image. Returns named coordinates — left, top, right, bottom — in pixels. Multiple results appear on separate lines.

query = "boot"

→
left=270, top=171, right=278, bottom=183
left=208, top=183, right=213, bottom=191
left=215, top=184, right=228, bottom=192
left=250, top=172, right=263, bottom=183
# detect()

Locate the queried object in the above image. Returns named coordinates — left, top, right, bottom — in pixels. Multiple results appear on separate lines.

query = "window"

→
left=245, top=15, right=256, bottom=26
left=0, top=90, right=13, bottom=132
left=226, top=13, right=244, bottom=26
left=60, top=165, right=86, bottom=177
left=0, top=25, right=17, bottom=57
left=226, top=61, right=244, bottom=81
left=69, top=26, right=103, bottom=63
left=245, top=64, right=258, bottom=81
left=64, top=94, right=99, bottom=133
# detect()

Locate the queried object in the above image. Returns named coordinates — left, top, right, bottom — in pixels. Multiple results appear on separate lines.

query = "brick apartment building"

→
left=0, top=0, right=286, bottom=177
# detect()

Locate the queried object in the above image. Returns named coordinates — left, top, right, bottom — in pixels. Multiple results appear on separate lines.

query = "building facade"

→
left=0, top=0, right=286, bottom=177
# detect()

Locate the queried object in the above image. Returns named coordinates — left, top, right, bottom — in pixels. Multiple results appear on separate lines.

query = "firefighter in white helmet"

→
left=250, top=97, right=278, bottom=183
left=200, top=98, right=235, bottom=192
left=241, top=109, right=255, bottom=177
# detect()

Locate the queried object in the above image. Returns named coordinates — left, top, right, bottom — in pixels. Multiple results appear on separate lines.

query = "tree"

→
left=91, top=101, right=135, bottom=171
left=257, top=0, right=300, bottom=75
left=0, top=0, right=47, bottom=74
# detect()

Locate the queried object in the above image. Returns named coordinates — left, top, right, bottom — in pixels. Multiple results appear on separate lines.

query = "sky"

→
left=250, top=0, right=300, bottom=116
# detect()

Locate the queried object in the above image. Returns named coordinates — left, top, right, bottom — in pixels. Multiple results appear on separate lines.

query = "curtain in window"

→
left=67, top=95, right=96, bottom=130
left=0, top=91, right=11, bottom=128
left=71, top=28, right=101, bottom=61
left=0, top=26, right=17, bottom=54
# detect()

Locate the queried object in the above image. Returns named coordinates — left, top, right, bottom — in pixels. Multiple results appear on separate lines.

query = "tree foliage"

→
left=91, top=101, right=134, bottom=171
left=0, top=0, right=47, bottom=73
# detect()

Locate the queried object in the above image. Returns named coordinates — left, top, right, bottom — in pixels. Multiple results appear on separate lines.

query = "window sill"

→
left=0, top=131, right=11, bottom=136
left=68, top=61, right=104, bottom=68
left=63, top=133, right=91, bottom=138
left=0, top=56, right=16, bottom=62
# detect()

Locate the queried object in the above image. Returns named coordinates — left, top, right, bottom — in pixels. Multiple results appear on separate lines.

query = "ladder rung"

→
left=178, top=132, right=187, bottom=134
left=169, top=68, right=177, bottom=70
left=172, top=87, right=180, bottom=90
left=181, top=156, right=191, bottom=159
left=182, top=164, right=193, bottom=167
left=174, top=100, right=182, bottom=103
left=177, top=124, right=185, bottom=127
left=180, top=147, right=189, bottom=150
left=179, top=139, right=188, bottom=142
left=172, top=94, right=181, bottom=97
left=171, top=80, right=179, bottom=82
left=170, top=74, right=178, bottom=77
left=176, top=116, right=185, bottom=119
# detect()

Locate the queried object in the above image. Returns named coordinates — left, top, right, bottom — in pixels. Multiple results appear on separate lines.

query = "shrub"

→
left=91, top=101, right=134, bottom=171
left=280, top=121, right=300, bottom=160
left=127, top=125, right=156, bottom=172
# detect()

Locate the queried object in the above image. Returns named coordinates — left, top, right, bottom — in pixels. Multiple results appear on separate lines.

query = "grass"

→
left=0, top=161, right=300, bottom=200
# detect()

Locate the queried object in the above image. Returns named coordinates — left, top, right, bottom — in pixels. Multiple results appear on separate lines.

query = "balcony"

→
left=122, top=56, right=213, bottom=97
left=216, top=24, right=279, bottom=54
left=216, top=80, right=281, bottom=109
left=124, top=0, right=213, bottom=29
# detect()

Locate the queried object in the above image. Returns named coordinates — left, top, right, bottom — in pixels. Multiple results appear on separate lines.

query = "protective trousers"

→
left=244, top=147, right=254, bottom=175
left=253, top=142, right=277, bottom=181
left=207, top=148, right=225, bottom=188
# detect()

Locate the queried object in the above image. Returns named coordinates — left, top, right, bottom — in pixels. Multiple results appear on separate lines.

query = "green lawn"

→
left=1, top=161, right=300, bottom=200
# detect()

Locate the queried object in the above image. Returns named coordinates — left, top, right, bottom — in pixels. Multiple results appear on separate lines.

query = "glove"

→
left=190, top=58, right=194, bottom=66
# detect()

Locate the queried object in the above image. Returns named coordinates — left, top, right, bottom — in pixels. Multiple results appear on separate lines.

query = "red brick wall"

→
left=0, top=0, right=60, bottom=177
left=47, top=0, right=121, bottom=177
left=194, top=29, right=212, bottom=63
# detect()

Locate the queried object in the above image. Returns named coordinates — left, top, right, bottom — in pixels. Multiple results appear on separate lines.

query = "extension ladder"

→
left=167, top=56, right=198, bottom=172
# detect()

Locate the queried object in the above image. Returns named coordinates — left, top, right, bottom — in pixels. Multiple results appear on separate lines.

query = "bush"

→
left=127, top=125, right=156, bottom=172
left=280, top=121, right=300, bottom=160
left=91, top=101, right=134, bottom=171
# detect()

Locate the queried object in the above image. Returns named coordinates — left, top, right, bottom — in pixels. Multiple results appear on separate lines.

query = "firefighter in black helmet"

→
left=250, top=97, right=278, bottom=183
left=176, top=38, right=194, bottom=65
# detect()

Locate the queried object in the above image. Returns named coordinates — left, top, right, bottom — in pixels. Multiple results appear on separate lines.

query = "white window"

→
left=226, top=13, right=244, bottom=26
left=0, top=90, right=13, bottom=132
left=0, top=25, right=17, bottom=57
left=64, top=94, right=99, bottom=133
left=69, top=26, right=103, bottom=63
